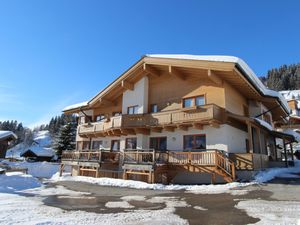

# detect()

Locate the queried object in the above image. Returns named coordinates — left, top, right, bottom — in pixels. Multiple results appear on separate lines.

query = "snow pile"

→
left=0, top=172, right=41, bottom=193
left=236, top=199, right=300, bottom=225
left=51, top=173, right=250, bottom=195
left=254, top=160, right=300, bottom=183
left=4, top=161, right=59, bottom=178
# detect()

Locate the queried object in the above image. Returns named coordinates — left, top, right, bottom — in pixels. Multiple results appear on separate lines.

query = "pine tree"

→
left=53, top=122, right=76, bottom=157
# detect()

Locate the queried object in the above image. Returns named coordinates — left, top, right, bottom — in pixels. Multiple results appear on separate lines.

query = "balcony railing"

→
left=61, top=150, right=120, bottom=163
left=61, top=149, right=235, bottom=180
left=78, top=104, right=224, bottom=135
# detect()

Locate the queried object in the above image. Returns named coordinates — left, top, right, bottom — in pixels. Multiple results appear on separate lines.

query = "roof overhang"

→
left=62, top=55, right=290, bottom=118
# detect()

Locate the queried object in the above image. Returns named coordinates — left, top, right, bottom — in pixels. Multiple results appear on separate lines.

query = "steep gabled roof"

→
left=63, top=54, right=290, bottom=115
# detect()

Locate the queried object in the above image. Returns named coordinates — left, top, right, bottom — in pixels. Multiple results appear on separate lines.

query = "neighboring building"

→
left=20, top=142, right=55, bottom=162
left=60, top=55, right=296, bottom=184
left=278, top=90, right=300, bottom=160
left=0, top=131, right=17, bottom=158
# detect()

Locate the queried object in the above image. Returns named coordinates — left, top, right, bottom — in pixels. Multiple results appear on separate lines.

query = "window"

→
left=150, top=104, right=158, bottom=113
left=95, top=114, right=105, bottom=122
left=183, top=95, right=205, bottom=108
left=195, top=96, right=205, bottom=106
left=150, top=137, right=167, bottom=151
left=183, top=98, right=194, bottom=108
left=125, top=138, right=137, bottom=149
left=128, top=105, right=139, bottom=114
left=184, top=135, right=206, bottom=150
left=92, top=141, right=103, bottom=150
left=111, top=140, right=120, bottom=151
left=77, top=141, right=90, bottom=150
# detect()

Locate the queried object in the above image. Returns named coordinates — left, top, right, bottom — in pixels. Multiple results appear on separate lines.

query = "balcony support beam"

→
left=177, top=124, right=190, bottom=131
left=135, top=128, right=150, bottom=135
left=151, top=127, right=163, bottom=133
left=193, top=123, right=203, bottom=130
left=164, top=125, right=176, bottom=132
left=208, top=70, right=223, bottom=86
left=121, top=128, right=136, bottom=135
left=143, top=63, right=160, bottom=77
left=121, top=80, right=134, bottom=91
left=169, top=66, right=186, bottom=80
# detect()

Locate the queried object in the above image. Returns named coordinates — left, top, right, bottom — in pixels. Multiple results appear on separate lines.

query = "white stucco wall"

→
left=122, top=76, right=149, bottom=114
left=149, top=124, right=248, bottom=153
left=84, top=124, right=248, bottom=153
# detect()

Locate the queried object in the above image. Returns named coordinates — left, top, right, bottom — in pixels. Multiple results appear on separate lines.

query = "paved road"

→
left=41, top=177, right=300, bottom=225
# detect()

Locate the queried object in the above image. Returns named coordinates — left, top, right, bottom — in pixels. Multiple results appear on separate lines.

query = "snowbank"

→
left=50, top=160, right=300, bottom=194
left=51, top=172, right=250, bottom=195
left=4, top=161, right=59, bottom=178
left=0, top=172, right=41, bottom=193
left=254, top=160, right=300, bottom=183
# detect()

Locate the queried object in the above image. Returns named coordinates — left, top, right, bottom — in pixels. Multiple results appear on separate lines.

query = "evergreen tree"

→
left=53, top=122, right=76, bottom=157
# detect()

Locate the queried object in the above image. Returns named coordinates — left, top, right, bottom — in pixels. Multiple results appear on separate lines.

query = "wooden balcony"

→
left=61, top=149, right=236, bottom=183
left=61, top=150, right=120, bottom=164
left=78, top=104, right=225, bottom=136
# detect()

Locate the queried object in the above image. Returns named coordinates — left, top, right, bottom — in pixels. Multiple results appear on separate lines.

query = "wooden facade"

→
left=61, top=55, right=295, bottom=184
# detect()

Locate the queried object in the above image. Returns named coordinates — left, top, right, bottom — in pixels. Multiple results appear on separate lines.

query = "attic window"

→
left=183, top=95, right=205, bottom=108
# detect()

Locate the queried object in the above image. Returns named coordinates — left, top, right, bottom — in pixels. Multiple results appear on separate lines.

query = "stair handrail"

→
left=215, top=150, right=236, bottom=180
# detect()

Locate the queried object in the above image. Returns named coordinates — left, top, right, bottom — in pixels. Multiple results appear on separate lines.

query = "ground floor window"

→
left=184, top=135, right=206, bottom=150
left=126, top=138, right=137, bottom=149
left=111, top=140, right=120, bottom=151
left=77, top=141, right=90, bottom=150
left=92, top=140, right=103, bottom=150
left=150, top=137, right=167, bottom=151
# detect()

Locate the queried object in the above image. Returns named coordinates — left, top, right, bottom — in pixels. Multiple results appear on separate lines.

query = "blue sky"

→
left=0, top=0, right=300, bottom=128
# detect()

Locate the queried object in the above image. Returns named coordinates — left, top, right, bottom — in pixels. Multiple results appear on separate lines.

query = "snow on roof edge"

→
left=62, top=101, right=89, bottom=112
left=147, top=54, right=290, bottom=113
left=0, top=131, right=17, bottom=140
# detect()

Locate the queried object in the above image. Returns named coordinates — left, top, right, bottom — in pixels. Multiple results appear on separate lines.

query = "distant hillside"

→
left=6, top=130, right=56, bottom=159
left=261, top=63, right=300, bottom=91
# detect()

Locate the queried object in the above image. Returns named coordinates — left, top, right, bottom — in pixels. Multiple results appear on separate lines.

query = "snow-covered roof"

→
left=147, top=55, right=290, bottom=113
left=63, top=101, right=88, bottom=112
left=254, top=118, right=273, bottom=131
left=22, top=145, right=54, bottom=157
left=0, top=131, right=17, bottom=141
left=280, top=90, right=300, bottom=101
left=282, top=129, right=300, bottom=142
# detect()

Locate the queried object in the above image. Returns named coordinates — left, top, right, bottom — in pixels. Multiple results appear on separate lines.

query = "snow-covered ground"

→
left=1, top=160, right=60, bottom=178
left=50, top=161, right=300, bottom=195
left=1, top=160, right=300, bottom=224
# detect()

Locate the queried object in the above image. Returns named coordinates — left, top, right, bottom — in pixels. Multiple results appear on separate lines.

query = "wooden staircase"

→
left=122, top=149, right=236, bottom=184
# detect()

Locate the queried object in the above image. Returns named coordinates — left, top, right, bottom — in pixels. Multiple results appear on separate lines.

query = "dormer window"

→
left=183, top=95, right=205, bottom=108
